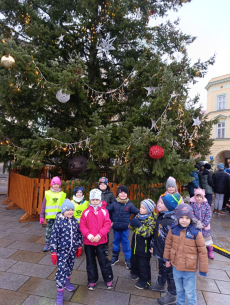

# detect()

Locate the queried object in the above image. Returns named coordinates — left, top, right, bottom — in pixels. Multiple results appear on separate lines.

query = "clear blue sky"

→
left=150, top=0, right=230, bottom=109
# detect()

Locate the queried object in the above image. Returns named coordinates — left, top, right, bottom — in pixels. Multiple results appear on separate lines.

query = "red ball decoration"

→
left=149, top=145, right=164, bottom=159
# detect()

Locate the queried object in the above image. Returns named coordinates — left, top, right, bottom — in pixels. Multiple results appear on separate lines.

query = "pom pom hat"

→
left=51, top=176, right=61, bottom=187
left=175, top=203, right=193, bottom=220
left=98, top=177, right=108, bottom=185
left=141, top=199, right=156, bottom=214
left=166, top=176, right=177, bottom=191
left=89, top=188, right=102, bottom=201
left=161, top=193, right=182, bottom=211
left=61, top=199, right=75, bottom=213
left=74, top=186, right=84, bottom=195
left=194, top=188, right=205, bottom=199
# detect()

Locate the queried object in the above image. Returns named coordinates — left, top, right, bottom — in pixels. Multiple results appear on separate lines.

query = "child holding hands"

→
left=164, top=203, right=208, bottom=305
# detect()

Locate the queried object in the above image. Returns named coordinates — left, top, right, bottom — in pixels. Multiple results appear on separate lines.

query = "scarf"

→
left=116, top=197, right=129, bottom=204
left=89, top=202, right=102, bottom=211
left=73, top=195, right=84, bottom=203
left=50, top=187, right=61, bottom=193
left=138, top=213, right=151, bottom=220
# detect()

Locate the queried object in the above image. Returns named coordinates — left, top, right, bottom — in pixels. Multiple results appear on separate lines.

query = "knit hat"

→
left=175, top=203, right=193, bottom=220
left=74, top=186, right=84, bottom=195
left=204, top=163, right=211, bottom=170
left=166, top=176, right=177, bottom=191
left=98, top=177, right=108, bottom=185
left=217, top=163, right=224, bottom=170
left=61, top=199, right=75, bottom=213
left=194, top=188, right=205, bottom=199
left=161, top=193, right=182, bottom=211
left=51, top=176, right=61, bottom=187
left=141, top=199, right=156, bottom=214
left=117, top=185, right=129, bottom=196
left=89, top=188, right=102, bottom=201
left=194, top=164, right=200, bottom=170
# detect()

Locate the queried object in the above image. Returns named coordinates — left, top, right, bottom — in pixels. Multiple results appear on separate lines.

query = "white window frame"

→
left=216, top=122, right=225, bottom=138
left=217, top=94, right=226, bottom=110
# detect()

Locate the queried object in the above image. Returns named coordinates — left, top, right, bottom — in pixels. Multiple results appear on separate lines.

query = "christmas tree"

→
left=0, top=0, right=216, bottom=197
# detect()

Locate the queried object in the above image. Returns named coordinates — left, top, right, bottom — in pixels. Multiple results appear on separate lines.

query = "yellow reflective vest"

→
left=71, top=199, right=89, bottom=222
left=45, top=190, right=66, bottom=219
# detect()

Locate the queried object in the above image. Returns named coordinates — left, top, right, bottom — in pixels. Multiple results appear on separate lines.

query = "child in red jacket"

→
left=80, top=188, right=113, bottom=291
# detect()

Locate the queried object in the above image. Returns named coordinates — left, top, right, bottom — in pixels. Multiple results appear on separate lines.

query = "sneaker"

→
left=110, top=251, right=119, bottom=266
left=135, top=280, right=149, bottom=289
left=43, top=242, right=49, bottom=252
left=87, top=283, right=96, bottom=290
left=125, top=259, right=131, bottom=270
left=106, top=281, right=113, bottom=289
left=131, top=274, right=139, bottom=281
left=148, top=281, right=166, bottom=293
left=218, top=210, right=226, bottom=215
left=213, top=209, right=218, bottom=214
left=157, top=291, right=177, bottom=305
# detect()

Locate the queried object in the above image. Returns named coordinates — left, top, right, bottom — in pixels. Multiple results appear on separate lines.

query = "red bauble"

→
left=149, top=145, right=164, bottom=159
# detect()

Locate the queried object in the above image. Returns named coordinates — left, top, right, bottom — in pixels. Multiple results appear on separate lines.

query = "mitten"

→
left=40, top=218, right=44, bottom=224
left=130, top=217, right=142, bottom=228
left=51, top=252, right=57, bottom=265
left=76, top=246, right=82, bottom=258
left=199, top=271, right=207, bottom=277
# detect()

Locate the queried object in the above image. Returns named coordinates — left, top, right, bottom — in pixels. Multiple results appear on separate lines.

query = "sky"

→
left=150, top=0, right=230, bottom=110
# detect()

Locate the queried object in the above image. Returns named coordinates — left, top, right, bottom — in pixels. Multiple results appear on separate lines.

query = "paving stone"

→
left=196, top=277, right=219, bottom=293
left=208, top=259, right=230, bottom=271
left=0, top=223, right=15, bottom=230
left=21, top=295, right=82, bottom=305
left=4, top=227, right=32, bottom=235
left=6, top=233, right=41, bottom=242
left=0, top=272, right=30, bottom=291
left=115, top=277, right=160, bottom=298
left=37, top=254, right=53, bottom=266
left=211, top=252, right=230, bottom=262
left=9, top=251, right=46, bottom=264
left=0, top=257, right=17, bottom=271
left=7, top=241, right=44, bottom=252
left=197, top=290, right=206, bottom=305
left=129, top=295, right=159, bottom=305
left=0, top=246, right=18, bottom=258
left=71, top=285, right=130, bottom=305
left=24, top=229, right=46, bottom=237
left=0, top=231, right=10, bottom=238
left=0, top=238, right=14, bottom=247
left=77, top=259, right=101, bottom=273
left=215, top=280, right=230, bottom=294
left=198, top=268, right=230, bottom=281
left=203, top=291, right=230, bottom=304
left=33, top=279, right=75, bottom=301
left=47, top=267, right=58, bottom=281
left=0, top=288, right=28, bottom=305
left=25, top=236, right=41, bottom=243
left=7, top=261, right=55, bottom=278
left=19, top=277, right=45, bottom=294
left=35, top=237, right=46, bottom=244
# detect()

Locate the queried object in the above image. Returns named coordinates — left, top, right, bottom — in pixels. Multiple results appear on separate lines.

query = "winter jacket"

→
left=188, top=171, right=200, bottom=197
left=200, top=169, right=214, bottom=195
left=212, top=169, right=230, bottom=194
left=49, top=213, right=82, bottom=253
left=100, top=186, right=116, bottom=206
left=107, top=199, right=139, bottom=231
left=190, top=201, right=212, bottom=237
left=130, top=213, right=157, bottom=258
left=163, top=223, right=209, bottom=274
left=79, top=205, right=111, bottom=246
left=150, top=211, right=176, bottom=259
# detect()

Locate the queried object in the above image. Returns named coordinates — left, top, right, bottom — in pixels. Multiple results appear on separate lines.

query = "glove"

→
left=40, top=218, right=44, bottom=224
left=76, top=247, right=82, bottom=258
left=51, top=252, right=57, bottom=265
left=199, top=272, right=207, bottom=277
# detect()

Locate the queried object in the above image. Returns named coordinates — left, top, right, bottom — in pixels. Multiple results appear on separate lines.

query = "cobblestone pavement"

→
left=0, top=197, right=230, bottom=305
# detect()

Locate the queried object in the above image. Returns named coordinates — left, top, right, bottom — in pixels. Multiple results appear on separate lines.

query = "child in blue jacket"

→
left=107, top=185, right=139, bottom=269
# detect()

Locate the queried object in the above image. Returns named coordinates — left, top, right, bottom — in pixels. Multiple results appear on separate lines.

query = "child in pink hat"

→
left=40, top=176, right=66, bottom=252
left=190, top=188, right=214, bottom=259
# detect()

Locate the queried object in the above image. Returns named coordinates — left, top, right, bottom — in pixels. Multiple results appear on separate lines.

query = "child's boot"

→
left=43, top=242, right=49, bottom=252
left=110, top=251, right=119, bottom=266
left=55, top=288, right=64, bottom=305
left=64, top=277, right=75, bottom=291
left=207, top=246, right=214, bottom=259
left=125, top=259, right=131, bottom=270
left=157, top=291, right=177, bottom=305
left=148, top=280, right=166, bottom=292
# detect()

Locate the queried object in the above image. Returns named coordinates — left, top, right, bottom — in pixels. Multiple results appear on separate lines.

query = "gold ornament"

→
left=1, top=53, right=15, bottom=69
left=194, top=68, right=201, bottom=76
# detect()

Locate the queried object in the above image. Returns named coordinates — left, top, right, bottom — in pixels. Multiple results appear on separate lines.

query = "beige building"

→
left=205, top=73, right=230, bottom=168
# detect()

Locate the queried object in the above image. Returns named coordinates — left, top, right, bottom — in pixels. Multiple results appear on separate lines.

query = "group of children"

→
left=40, top=175, right=212, bottom=305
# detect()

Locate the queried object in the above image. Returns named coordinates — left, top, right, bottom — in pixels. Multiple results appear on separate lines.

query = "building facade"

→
left=205, top=73, right=230, bottom=168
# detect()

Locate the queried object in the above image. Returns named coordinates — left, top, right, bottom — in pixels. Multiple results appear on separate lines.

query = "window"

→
left=217, top=122, right=225, bottom=138
left=217, top=95, right=226, bottom=110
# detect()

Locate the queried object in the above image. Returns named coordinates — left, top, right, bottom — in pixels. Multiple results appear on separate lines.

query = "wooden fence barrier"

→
left=2, top=171, right=184, bottom=223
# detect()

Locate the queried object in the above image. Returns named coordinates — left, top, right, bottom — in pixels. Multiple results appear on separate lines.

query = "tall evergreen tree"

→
left=0, top=0, right=215, bottom=196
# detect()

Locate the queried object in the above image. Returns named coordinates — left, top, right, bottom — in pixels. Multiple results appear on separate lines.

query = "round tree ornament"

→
left=149, top=145, right=164, bottom=159
left=1, top=53, right=15, bottom=69
left=56, top=89, right=70, bottom=103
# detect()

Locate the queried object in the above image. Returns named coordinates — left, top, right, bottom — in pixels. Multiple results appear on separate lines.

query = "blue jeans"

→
left=173, top=267, right=197, bottom=305
left=205, top=194, right=213, bottom=207
left=112, top=229, right=131, bottom=259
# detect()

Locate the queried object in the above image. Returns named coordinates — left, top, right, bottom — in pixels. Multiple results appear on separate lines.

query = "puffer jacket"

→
left=107, top=199, right=139, bottom=231
left=130, top=213, right=157, bottom=258
left=150, top=211, right=177, bottom=259
left=188, top=171, right=200, bottom=197
left=79, top=205, right=111, bottom=246
left=190, top=201, right=212, bottom=237
left=50, top=213, right=82, bottom=253
left=200, top=169, right=214, bottom=195
left=212, top=169, right=230, bottom=194
left=163, top=223, right=208, bottom=273
left=101, top=186, right=116, bottom=206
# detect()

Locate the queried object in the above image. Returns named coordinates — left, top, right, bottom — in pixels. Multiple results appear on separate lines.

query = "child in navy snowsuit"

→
left=50, top=199, right=82, bottom=305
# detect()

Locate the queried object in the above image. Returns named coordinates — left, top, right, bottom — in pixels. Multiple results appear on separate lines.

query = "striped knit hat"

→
left=141, top=199, right=156, bottom=214
left=175, top=203, right=193, bottom=220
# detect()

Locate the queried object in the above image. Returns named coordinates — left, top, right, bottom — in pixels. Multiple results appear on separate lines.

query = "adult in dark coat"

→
left=188, top=165, right=200, bottom=197
left=212, top=163, right=230, bottom=215
left=198, top=161, right=205, bottom=185
left=200, top=163, right=214, bottom=207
